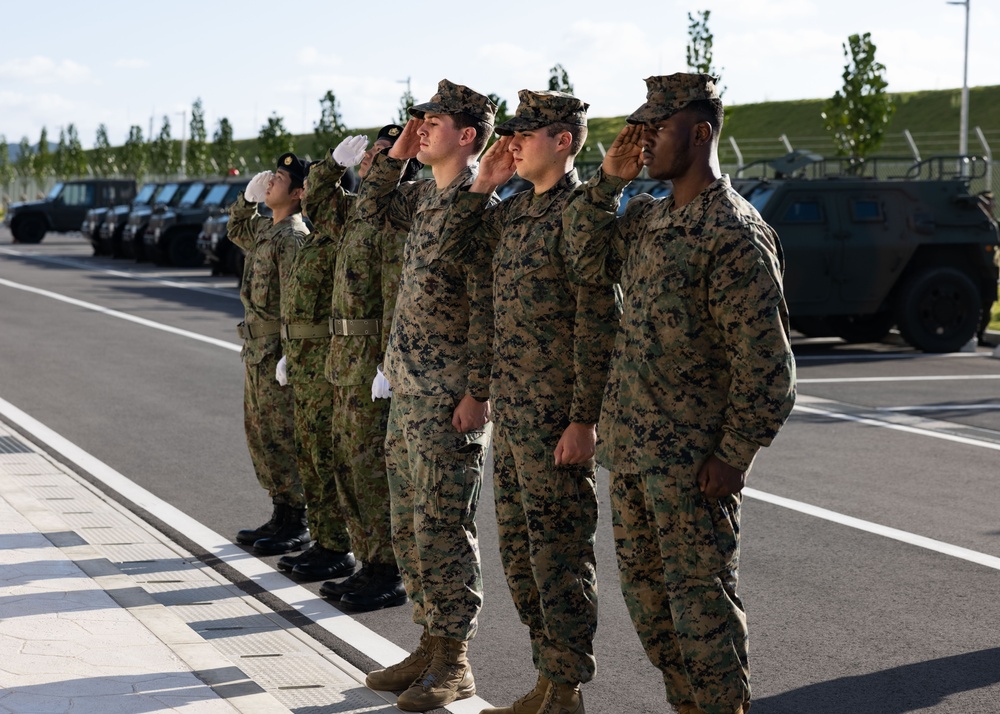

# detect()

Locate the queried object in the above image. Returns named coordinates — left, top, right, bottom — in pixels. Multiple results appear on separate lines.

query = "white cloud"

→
left=296, top=47, right=344, bottom=69
left=0, top=56, right=92, bottom=84
left=114, top=58, right=149, bottom=70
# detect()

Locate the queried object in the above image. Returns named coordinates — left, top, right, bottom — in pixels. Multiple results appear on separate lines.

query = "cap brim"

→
left=494, top=116, right=548, bottom=136
left=408, top=101, right=449, bottom=119
left=626, top=102, right=679, bottom=125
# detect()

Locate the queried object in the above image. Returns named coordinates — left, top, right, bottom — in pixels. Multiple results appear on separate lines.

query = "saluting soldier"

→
left=439, top=90, right=620, bottom=714
left=563, top=74, right=797, bottom=714
left=296, top=124, right=418, bottom=610
left=354, top=79, right=497, bottom=712
left=229, top=153, right=312, bottom=555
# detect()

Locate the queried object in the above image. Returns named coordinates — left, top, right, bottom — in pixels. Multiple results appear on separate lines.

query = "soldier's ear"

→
left=692, top=121, right=712, bottom=147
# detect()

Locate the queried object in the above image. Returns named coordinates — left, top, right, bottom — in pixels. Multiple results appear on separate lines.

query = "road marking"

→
left=877, top=404, right=1000, bottom=412
left=0, top=277, right=241, bottom=353
left=794, top=351, right=988, bottom=362
left=798, top=374, right=1000, bottom=384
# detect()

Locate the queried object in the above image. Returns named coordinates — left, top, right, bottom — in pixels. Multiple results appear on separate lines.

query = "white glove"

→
left=245, top=171, right=273, bottom=202
left=371, top=365, right=392, bottom=401
left=332, top=135, right=369, bottom=168
left=275, top=355, right=288, bottom=386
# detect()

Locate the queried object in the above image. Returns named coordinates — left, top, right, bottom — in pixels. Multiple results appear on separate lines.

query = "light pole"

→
left=947, top=0, right=970, bottom=160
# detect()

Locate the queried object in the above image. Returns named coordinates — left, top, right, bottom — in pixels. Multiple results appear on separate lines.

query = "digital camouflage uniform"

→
left=355, top=150, right=495, bottom=641
left=442, top=163, right=620, bottom=685
left=302, top=155, right=405, bottom=568
left=279, top=218, right=351, bottom=553
left=228, top=194, right=305, bottom=509
left=564, top=160, right=796, bottom=713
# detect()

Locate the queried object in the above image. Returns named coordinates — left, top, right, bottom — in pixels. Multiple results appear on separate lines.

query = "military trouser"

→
left=493, top=417, right=598, bottom=684
left=611, top=466, right=748, bottom=714
left=384, top=393, right=492, bottom=641
left=243, top=353, right=303, bottom=508
left=329, top=385, right=394, bottom=565
left=292, top=379, right=350, bottom=551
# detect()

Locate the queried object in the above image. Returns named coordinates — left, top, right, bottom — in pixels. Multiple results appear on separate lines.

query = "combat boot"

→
left=339, top=562, right=407, bottom=612
left=291, top=548, right=355, bottom=581
left=319, top=566, right=372, bottom=601
left=536, top=681, right=583, bottom=714
left=236, top=502, right=286, bottom=545
left=395, top=636, right=475, bottom=711
left=253, top=507, right=310, bottom=555
left=366, top=628, right=436, bottom=691
left=276, top=542, right=322, bottom=572
left=480, top=672, right=548, bottom=714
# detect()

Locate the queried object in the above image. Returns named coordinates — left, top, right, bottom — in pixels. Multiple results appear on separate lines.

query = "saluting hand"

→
left=470, top=136, right=516, bottom=194
left=388, top=118, right=423, bottom=160
left=697, top=454, right=747, bottom=499
left=602, top=124, right=644, bottom=181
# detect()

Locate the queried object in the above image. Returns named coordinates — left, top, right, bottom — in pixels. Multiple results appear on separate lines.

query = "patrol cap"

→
left=409, top=79, right=497, bottom=125
left=276, top=152, right=309, bottom=183
left=376, top=124, right=404, bottom=144
left=495, top=90, right=589, bottom=136
left=626, top=73, right=721, bottom=125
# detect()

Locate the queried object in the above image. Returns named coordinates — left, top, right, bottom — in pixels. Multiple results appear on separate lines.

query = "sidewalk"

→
left=0, top=423, right=401, bottom=714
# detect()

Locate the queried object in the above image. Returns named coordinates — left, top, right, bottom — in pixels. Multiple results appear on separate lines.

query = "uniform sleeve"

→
left=227, top=194, right=267, bottom=251
left=354, top=152, right=417, bottom=232
left=303, top=158, right=351, bottom=235
left=465, top=258, right=494, bottom=401
left=438, top=189, right=501, bottom=265
left=562, top=168, right=635, bottom=285
left=569, top=281, right=622, bottom=424
left=378, top=222, right=406, bottom=358
left=708, top=222, right=797, bottom=470
left=277, top=227, right=302, bottom=321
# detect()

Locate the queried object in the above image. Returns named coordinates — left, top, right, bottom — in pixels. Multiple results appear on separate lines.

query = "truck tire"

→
left=894, top=265, right=981, bottom=353
left=15, top=215, right=46, bottom=244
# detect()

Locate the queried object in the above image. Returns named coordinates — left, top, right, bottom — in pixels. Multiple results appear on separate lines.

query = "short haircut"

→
left=545, top=122, right=589, bottom=156
left=451, top=112, right=492, bottom=155
left=684, top=99, right=725, bottom=135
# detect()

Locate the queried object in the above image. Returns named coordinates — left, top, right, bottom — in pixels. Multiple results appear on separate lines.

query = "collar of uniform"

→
left=521, top=168, right=581, bottom=218
left=664, top=174, right=731, bottom=225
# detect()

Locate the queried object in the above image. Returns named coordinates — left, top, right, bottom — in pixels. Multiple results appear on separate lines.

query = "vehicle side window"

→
left=61, top=184, right=94, bottom=206
left=781, top=200, right=823, bottom=223
left=851, top=199, right=883, bottom=223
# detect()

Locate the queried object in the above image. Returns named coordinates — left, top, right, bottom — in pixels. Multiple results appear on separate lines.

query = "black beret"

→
left=275, top=152, right=308, bottom=182
left=377, top=125, right=404, bottom=144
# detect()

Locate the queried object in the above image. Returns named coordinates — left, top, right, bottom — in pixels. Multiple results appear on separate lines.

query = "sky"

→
left=1, top=0, right=997, bottom=148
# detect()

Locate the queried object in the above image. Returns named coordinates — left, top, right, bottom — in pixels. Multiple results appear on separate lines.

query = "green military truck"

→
left=734, top=153, right=999, bottom=352
left=5, top=179, right=136, bottom=244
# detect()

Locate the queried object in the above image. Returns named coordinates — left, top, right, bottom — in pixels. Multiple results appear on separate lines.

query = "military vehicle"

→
left=146, top=179, right=246, bottom=267
left=89, top=182, right=160, bottom=257
left=5, top=179, right=136, bottom=244
left=733, top=153, right=999, bottom=353
left=198, top=201, right=274, bottom=284
left=120, top=181, right=197, bottom=261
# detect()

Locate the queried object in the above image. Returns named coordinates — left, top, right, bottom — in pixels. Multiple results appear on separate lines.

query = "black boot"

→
left=339, top=562, right=407, bottom=612
left=236, top=502, right=286, bottom=545
left=277, top=542, right=323, bottom=572
left=319, top=564, right=372, bottom=601
left=253, top=507, right=310, bottom=555
left=291, top=548, right=356, bottom=581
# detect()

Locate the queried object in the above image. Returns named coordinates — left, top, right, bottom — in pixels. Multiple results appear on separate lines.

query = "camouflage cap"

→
left=275, top=152, right=308, bottom=183
left=626, top=73, right=721, bottom=125
left=495, top=89, right=589, bottom=136
left=409, top=79, right=497, bottom=125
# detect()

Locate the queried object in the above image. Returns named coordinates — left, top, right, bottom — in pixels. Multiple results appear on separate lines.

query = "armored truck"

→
left=6, top=179, right=136, bottom=244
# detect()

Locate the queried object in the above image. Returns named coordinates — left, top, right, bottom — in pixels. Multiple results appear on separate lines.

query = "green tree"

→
left=150, top=115, right=177, bottom=175
left=212, top=117, right=236, bottom=175
left=0, top=135, right=14, bottom=188
left=14, top=137, right=33, bottom=179
left=314, top=90, right=347, bottom=158
left=65, top=124, right=86, bottom=177
left=686, top=10, right=725, bottom=96
left=120, top=125, right=148, bottom=179
left=187, top=98, right=209, bottom=177
left=487, top=93, right=511, bottom=126
left=396, top=85, right=415, bottom=125
left=53, top=127, right=68, bottom=177
left=821, top=32, right=895, bottom=161
left=35, top=127, right=51, bottom=180
left=547, top=64, right=574, bottom=94
left=258, top=113, right=293, bottom=167
left=93, top=125, right=115, bottom=177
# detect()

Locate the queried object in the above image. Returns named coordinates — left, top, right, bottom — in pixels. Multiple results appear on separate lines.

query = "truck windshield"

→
left=156, top=184, right=180, bottom=204
left=202, top=184, right=230, bottom=205
left=746, top=185, right=777, bottom=213
left=179, top=183, right=206, bottom=206
left=134, top=184, right=157, bottom=204
left=46, top=183, right=65, bottom=200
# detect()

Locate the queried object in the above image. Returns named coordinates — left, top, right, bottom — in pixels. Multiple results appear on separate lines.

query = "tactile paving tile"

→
left=0, top=454, right=58, bottom=474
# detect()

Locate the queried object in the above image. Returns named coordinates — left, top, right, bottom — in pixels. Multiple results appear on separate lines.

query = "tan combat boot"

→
left=365, top=628, right=436, bottom=691
left=537, top=681, right=583, bottom=714
left=395, top=636, right=476, bottom=712
left=480, top=673, right=549, bottom=714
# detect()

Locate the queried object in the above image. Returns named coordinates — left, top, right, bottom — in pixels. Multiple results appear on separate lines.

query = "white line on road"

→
left=877, top=404, right=1000, bottom=412
left=0, top=276, right=241, bottom=352
left=799, top=374, right=1000, bottom=384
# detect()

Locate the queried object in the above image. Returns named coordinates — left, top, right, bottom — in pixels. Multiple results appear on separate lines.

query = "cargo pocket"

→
left=425, top=428, right=490, bottom=524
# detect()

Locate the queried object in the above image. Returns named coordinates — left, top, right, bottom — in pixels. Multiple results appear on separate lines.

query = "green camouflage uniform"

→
left=279, top=222, right=351, bottom=553
left=228, top=195, right=305, bottom=509
left=302, top=156, right=404, bottom=567
left=563, top=168, right=796, bottom=714
left=355, top=151, right=495, bottom=641
left=442, top=168, right=620, bottom=684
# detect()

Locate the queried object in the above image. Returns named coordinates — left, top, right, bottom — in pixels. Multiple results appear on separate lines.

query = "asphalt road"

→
left=2, top=229, right=999, bottom=713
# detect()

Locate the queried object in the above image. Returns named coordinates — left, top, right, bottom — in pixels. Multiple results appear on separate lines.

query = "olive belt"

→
left=281, top=322, right=331, bottom=340
left=236, top=320, right=281, bottom=339
left=329, top=318, right=381, bottom=336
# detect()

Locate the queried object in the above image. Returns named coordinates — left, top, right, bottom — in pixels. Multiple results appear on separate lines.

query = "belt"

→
left=281, top=322, right=331, bottom=339
left=237, top=320, right=281, bottom=339
left=329, top=318, right=381, bottom=336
